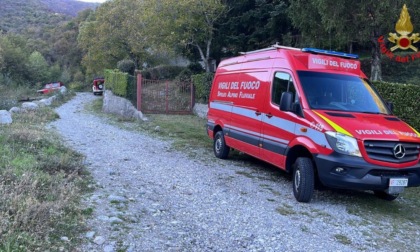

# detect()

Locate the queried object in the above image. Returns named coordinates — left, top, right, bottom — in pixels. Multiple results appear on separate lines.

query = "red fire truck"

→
left=207, top=45, right=420, bottom=202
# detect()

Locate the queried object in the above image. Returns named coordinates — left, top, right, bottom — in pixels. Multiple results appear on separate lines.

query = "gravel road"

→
left=49, top=92, right=418, bottom=252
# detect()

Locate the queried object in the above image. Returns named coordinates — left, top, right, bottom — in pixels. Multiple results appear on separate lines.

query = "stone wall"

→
left=103, top=90, right=208, bottom=120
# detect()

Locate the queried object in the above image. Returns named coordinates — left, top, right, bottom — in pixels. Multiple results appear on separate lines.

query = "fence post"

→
left=137, top=73, right=142, bottom=111
left=165, top=80, right=169, bottom=114
left=190, top=82, right=195, bottom=113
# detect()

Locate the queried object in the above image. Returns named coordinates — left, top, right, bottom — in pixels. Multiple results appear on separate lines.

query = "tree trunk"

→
left=370, top=35, right=382, bottom=82
left=195, top=43, right=210, bottom=73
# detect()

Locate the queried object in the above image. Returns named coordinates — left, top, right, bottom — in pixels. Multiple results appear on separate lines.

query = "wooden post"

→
left=190, top=82, right=195, bottom=113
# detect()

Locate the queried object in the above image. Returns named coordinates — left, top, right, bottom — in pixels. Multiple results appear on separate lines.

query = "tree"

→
left=141, top=0, right=228, bottom=72
left=288, top=0, right=420, bottom=81
left=0, top=44, right=4, bottom=73
left=78, top=0, right=151, bottom=76
left=0, top=34, right=31, bottom=85
left=214, top=0, right=294, bottom=59
left=28, top=51, right=50, bottom=85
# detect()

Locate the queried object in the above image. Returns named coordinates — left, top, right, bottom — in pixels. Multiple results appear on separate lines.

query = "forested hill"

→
left=40, top=0, right=100, bottom=16
left=0, top=0, right=99, bottom=33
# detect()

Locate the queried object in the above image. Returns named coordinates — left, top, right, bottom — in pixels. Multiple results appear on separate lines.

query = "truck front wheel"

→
left=214, top=131, right=230, bottom=159
left=293, top=157, right=315, bottom=203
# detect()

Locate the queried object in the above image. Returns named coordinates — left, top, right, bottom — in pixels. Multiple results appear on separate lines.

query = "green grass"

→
left=89, top=98, right=211, bottom=151
left=0, top=89, right=91, bottom=251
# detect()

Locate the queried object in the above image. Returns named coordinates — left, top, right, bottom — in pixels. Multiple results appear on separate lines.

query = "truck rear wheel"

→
left=293, top=157, right=315, bottom=203
left=374, top=190, right=399, bottom=201
left=214, top=131, right=230, bottom=159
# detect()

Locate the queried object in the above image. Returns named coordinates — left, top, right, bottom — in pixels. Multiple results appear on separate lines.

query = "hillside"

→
left=0, top=0, right=99, bottom=33
left=40, top=0, right=100, bottom=16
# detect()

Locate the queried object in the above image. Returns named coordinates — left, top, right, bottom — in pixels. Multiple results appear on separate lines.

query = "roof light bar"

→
left=302, top=48, right=359, bottom=59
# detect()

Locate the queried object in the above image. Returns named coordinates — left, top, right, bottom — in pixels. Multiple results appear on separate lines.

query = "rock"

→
left=60, top=236, right=70, bottom=242
left=193, top=103, right=208, bottom=119
left=98, top=215, right=110, bottom=222
left=109, top=217, right=124, bottom=224
left=108, top=195, right=127, bottom=203
left=93, top=236, right=106, bottom=245
left=85, top=231, right=96, bottom=239
left=103, top=245, right=115, bottom=252
left=0, top=110, right=12, bottom=124
left=22, top=102, right=39, bottom=111
left=102, top=90, right=147, bottom=121
left=9, top=107, right=26, bottom=114
left=39, top=98, right=52, bottom=106
left=60, top=86, right=67, bottom=94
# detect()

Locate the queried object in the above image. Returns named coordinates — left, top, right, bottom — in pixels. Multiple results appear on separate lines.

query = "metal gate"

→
left=137, top=74, right=195, bottom=114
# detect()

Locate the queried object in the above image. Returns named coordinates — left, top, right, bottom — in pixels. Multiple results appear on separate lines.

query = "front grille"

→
left=364, top=140, right=420, bottom=163
left=369, top=170, right=410, bottom=177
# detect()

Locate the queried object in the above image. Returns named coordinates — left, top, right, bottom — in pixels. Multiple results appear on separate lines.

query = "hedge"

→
left=191, top=73, right=214, bottom=103
left=373, top=81, right=420, bottom=131
left=104, top=69, right=128, bottom=97
left=104, top=69, right=137, bottom=106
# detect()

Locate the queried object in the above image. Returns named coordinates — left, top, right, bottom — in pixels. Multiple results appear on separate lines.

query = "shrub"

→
left=104, top=69, right=128, bottom=97
left=192, top=73, right=214, bottom=103
left=187, top=62, right=205, bottom=74
left=374, top=81, right=420, bottom=131
left=175, top=68, right=193, bottom=82
left=117, top=59, right=136, bottom=75
left=141, top=65, right=186, bottom=80
left=73, top=70, right=85, bottom=82
left=68, top=81, right=87, bottom=92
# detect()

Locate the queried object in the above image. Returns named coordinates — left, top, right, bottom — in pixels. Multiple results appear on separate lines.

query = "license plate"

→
left=389, top=178, right=408, bottom=187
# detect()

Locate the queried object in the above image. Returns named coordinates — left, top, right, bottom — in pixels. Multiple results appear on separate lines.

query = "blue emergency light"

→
left=302, top=48, right=359, bottom=59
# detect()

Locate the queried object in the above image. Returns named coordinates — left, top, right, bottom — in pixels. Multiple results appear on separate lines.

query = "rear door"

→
left=227, top=71, right=269, bottom=158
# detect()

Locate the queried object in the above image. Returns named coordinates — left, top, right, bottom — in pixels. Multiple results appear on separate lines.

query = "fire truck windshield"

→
left=298, top=71, right=390, bottom=114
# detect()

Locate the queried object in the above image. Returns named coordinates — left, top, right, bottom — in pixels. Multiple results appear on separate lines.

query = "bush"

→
left=104, top=69, right=128, bottom=97
left=175, top=68, right=193, bottom=82
left=0, top=85, right=32, bottom=110
left=187, top=62, right=205, bottom=74
left=192, top=73, right=214, bottom=103
left=140, top=65, right=186, bottom=80
left=73, top=70, right=85, bottom=82
left=117, top=59, right=136, bottom=75
left=374, top=81, right=420, bottom=131
left=68, top=81, right=87, bottom=92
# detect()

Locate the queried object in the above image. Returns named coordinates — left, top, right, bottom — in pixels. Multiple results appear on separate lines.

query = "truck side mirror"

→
left=280, top=92, right=293, bottom=111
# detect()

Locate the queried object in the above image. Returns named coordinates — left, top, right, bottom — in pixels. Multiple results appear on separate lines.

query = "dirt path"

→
left=49, top=92, right=419, bottom=252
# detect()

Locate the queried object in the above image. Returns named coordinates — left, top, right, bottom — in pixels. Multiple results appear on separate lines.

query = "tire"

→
left=374, top=190, right=399, bottom=201
left=293, top=157, right=315, bottom=203
left=213, top=131, right=230, bottom=159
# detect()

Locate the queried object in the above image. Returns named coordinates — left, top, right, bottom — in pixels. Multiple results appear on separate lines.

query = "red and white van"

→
left=207, top=45, right=420, bottom=202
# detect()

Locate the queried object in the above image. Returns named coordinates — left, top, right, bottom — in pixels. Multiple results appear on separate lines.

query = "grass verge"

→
left=88, top=98, right=211, bottom=151
left=0, top=92, right=91, bottom=251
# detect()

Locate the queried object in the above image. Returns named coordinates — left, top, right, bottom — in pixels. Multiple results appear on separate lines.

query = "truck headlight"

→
left=325, top=131, right=361, bottom=157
